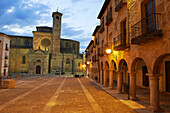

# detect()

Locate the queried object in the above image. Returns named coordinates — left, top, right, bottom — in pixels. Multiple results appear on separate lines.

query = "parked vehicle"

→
left=55, top=71, right=60, bottom=75
left=61, top=71, right=65, bottom=75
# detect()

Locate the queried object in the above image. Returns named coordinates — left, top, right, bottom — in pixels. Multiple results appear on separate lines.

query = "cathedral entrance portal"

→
left=36, top=65, right=41, bottom=74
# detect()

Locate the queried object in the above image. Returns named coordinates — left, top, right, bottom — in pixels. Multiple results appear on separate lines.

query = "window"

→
left=66, top=58, right=70, bottom=64
left=66, top=42, right=68, bottom=48
left=37, top=60, right=41, bottom=62
left=73, top=43, right=75, bottom=49
left=78, top=62, right=80, bottom=66
left=16, top=38, right=19, bottom=46
left=22, top=55, right=26, bottom=64
left=25, top=40, right=29, bottom=47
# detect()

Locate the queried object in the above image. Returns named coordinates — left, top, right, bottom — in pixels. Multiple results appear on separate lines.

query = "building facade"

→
left=86, top=0, right=169, bottom=112
left=0, top=32, right=10, bottom=84
left=8, top=11, right=85, bottom=74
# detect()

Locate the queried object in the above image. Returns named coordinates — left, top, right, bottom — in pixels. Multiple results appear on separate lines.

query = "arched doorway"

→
left=131, top=58, right=149, bottom=100
left=104, top=61, right=109, bottom=87
left=36, top=65, right=41, bottom=74
left=118, top=59, right=128, bottom=94
left=110, top=60, right=117, bottom=89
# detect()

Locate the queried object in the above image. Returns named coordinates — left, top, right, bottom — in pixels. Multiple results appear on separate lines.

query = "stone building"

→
left=86, top=0, right=169, bottom=112
left=0, top=32, right=10, bottom=84
left=8, top=11, right=85, bottom=74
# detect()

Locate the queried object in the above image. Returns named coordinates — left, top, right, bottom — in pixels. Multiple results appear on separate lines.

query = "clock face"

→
left=56, top=16, right=59, bottom=20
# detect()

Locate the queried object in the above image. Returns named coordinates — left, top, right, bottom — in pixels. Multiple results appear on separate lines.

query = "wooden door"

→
left=36, top=66, right=41, bottom=74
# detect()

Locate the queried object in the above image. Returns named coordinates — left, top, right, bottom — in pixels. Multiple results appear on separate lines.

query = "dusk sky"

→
left=0, top=0, right=104, bottom=53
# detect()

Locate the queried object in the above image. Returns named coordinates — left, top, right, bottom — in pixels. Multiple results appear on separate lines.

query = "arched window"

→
left=22, top=55, right=26, bottom=64
left=37, top=60, right=41, bottom=62
left=66, top=58, right=70, bottom=64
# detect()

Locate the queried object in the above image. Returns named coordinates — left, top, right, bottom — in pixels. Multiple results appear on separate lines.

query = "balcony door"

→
left=145, top=0, right=156, bottom=32
left=121, top=19, right=126, bottom=45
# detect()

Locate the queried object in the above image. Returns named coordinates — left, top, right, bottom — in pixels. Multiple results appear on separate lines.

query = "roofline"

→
left=0, top=32, right=11, bottom=40
left=52, top=11, right=63, bottom=17
left=85, top=40, right=94, bottom=51
left=61, top=38, right=80, bottom=43
left=7, top=35, right=33, bottom=38
left=36, top=26, right=53, bottom=29
left=92, top=25, right=100, bottom=36
left=97, top=0, right=111, bottom=19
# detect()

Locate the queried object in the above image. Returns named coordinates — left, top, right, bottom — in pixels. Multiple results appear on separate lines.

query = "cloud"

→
left=7, top=6, right=14, bottom=13
left=0, top=0, right=104, bottom=53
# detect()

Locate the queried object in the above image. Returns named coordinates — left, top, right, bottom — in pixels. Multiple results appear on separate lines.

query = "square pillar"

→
left=104, top=69, right=107, bottom=87
left=148, top=74, right=163, bottom=112
left=129, top=73, right=138, bottom=100
left=100, top=70, right=103, bottom=85
left=109, top=69, right=114, bottom=89
left=117, top=71, right=123, bottom=94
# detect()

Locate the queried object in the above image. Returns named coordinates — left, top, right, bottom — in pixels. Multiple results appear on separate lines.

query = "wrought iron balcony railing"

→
left=5, top=56, right=8, bottom=59
left=113, top=33, right=129, bottom=51
left=104, top=42, right=113, bottom=53
left=95, top=37, right=99, bottom=45
left=4, top=64, right=8, bottom=67
left=115, top=0, right=127, bottom=12
left=131, top=13, right=162, bottom=45
left=106, top=9, right=113, bottom=26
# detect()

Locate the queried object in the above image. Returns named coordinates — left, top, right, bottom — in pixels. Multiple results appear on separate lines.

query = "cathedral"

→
left=8, top=11, right=85, bottom=74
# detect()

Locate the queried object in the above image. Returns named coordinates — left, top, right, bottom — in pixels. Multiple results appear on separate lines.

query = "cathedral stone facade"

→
left=8, top=11, right=85, bottom=74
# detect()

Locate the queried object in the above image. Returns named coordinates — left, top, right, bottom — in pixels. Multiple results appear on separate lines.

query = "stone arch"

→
left=104, top=61, right=109, bottom=70
left=153, top=53, right=170, bottom=74
left=118, top=59, right=129, bottom=93
left=110, top=60, right=117, bottom=70
left=110, top=60, right=118, bottom=88
left=104, top=61, right=109, bottom=86
left=118, top=59, right=128, bottom=71
left=153, top=53, right=170, bottom=92
left=131, top=57, right=149, bottom=87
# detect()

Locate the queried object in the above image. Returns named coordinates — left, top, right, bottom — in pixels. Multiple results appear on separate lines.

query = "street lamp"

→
left=86, top=61, right=90, bottom=65
left=106, top=49, right=112, bottom=54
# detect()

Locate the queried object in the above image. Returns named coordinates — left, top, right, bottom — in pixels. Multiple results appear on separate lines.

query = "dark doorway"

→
left=102, top=69, right=104, bottom=84
left=36, top=65, right=41, bottom=74
left=142, top=66, right=149, bottom=87
left=165, top=61, right=170, bottom=92
left=4, top=69, right=6, bottom=76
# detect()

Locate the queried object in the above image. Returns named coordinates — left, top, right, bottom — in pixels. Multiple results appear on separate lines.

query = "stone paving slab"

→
left=87, top=77, right=153, bottom=113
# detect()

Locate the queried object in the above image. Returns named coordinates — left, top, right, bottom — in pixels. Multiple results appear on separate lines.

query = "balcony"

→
left=104, top=42, right=113, bottom=54
left=131, top=13, right=162, bottom=45
left=4, top=64, right=8, bottom=67
left=106, top=9, right=113, bottom=26
left=99, top=22, right=104, bottom=33
left=5, top=56, right=8, bottom=59
left=5, top=47, right=9, bottom=51
left=113, top=33, right=129, bottom=51
left=95, top=37, right=99, bottom=46
left=115, top=0, right=127, bottom=12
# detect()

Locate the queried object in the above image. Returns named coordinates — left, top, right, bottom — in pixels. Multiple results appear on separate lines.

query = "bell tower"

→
left=51, top=11, right=63, bottom=72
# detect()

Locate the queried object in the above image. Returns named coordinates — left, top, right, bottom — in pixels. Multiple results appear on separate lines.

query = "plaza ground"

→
left=0, top=75, right=169, bottom=113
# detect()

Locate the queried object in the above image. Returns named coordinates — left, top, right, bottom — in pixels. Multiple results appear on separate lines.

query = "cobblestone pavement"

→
left=0, top=76, right=136, bottom=113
